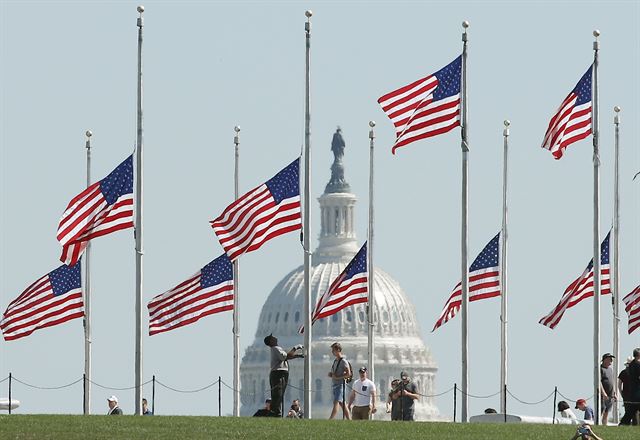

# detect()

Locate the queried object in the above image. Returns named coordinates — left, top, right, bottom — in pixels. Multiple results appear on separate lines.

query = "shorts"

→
left=332, top=382, right=346, bottom=402
left=601, top=397, right=613, bottom=412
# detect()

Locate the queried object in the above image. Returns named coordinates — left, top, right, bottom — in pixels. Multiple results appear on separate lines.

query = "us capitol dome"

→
left=240, top=128, right=439, bottom=419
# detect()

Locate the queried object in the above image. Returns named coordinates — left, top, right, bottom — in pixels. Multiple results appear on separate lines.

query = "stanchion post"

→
left=504, top=384, right=507, bottom=423
left=8, top=372, right=12, bottom=415
left=453, top=383, right=457, bottom=423
left=152, top=375, right=156, bottom=415
left=552, top=386, right=558, bottom=424
left=282, top=377, right=285, bottom=418
left=342, top=381, right=346, bottom=420
left=83, top=373, right=87, bottom=415
left=218, top=376, right=222, bottom=417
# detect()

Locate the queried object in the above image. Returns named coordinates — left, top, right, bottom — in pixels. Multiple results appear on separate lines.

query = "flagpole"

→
left=134, top=5, right=145, bottom=416
left=302, top=9, right=313, bottom=419
left=232, top=126, right=241, bottom=417
left=500, top=120, right=509, bottom=415
left=83, top=129, right=92, bottom=415
left=460, top=20, right=470, bottom=423
left=612, top=105, right=621, bottom=424
left=367, top=121, right=376, bottom=411
left=591, top=29, right=601, bottom=425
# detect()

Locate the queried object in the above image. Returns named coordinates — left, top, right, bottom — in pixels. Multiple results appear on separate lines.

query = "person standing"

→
left=386, top=379, right=402, bottom=421
left=264, top=334, right=302, bottom=417
left=390, top=371, right=419, bottom=421
left=347, top=366, right=377, bottom=420
left=599, top=352, right=616, bottom=425
left=620, top=347, right=640, bottom=426
left=107, top=396, right=123, bottom=415
left=328, top=342, right=351, bottom=419
left=618, top=356, right=638, bottom=425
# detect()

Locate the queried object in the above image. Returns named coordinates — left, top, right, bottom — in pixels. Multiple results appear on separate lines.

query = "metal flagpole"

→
left=134, top=5, right=145, bottom=416
left=83, top=129, right=93, bottom=415
left=460, top=20, right=470, bottom=423
left=232, top=126, right=241, bottom=417
left=591, top=29, right=601, bottom=425
left=302, top=9, right=313, bottom=419
left=500, top=120, right=510, bottom=415
left=612, top=105, right=621, bottom=424
left=367, top=121, right=376, bottom=417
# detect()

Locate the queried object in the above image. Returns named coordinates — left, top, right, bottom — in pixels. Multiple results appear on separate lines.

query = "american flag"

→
left=622, top=284, right=640, bottom=334
left=1, top=262, right=84, bottom=341
left=433, top=233, right=500, bottom=332
left=541, top=66, right=592, bottom=160
left=57, top=155, right=134, bottom=266
left=211, top=158, right=301, bottom=262
left=539, top=232, right=611, bottom=329
left=378, top=56, right=461, bottom=154
left=300, top=242, right=368, bottom=334
left=148, top=254, right=234, bottom=336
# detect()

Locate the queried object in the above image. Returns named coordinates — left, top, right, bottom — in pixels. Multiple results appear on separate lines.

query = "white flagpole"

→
left=134, top=5, right=145, bottom=416
left=232, top=126, right=241, bottom=417
left=83, top=129, right=93, bottom=415
left=500, top=120, right=510, bottom=415
left=367, top=121, right=376, bottom=410
left=302, top=9, right=313, bottom=419
left=612, top=105, right=621, bottom=424
left=460, top=20, right=470, bottom=423
left=591, top=29, right=601, bottom=425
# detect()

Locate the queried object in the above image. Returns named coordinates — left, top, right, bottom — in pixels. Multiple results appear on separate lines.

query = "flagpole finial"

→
left=614, top=106, right=621, bottom=113
left=462, top=20, right=470, bottom=29
left=593, top=29, right=600, bottom=37
left=85, top=130, right=92, bottom=138
left=137, top=5, right=144, bottom=13
left=369, top=120, right=376, bottom=128
left=503, top=120, right=510, bottom=136
left=305, top=10, right=313, bottom=18
left=234, top=125, right=241, bottom=133
left=503, top=120, right=510, bottom=127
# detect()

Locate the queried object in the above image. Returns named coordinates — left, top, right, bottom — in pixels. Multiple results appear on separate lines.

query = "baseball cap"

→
left=575, top=398, right=587, bottom=409
left=358, top=366, right=367, bottom=373
left=601, top=353, right=615, bottom=361
left=400, top=371, right=408, bottom=379
left=625, top=356, right=634, bottom=366
left=107, top=395, right=118, bottom=403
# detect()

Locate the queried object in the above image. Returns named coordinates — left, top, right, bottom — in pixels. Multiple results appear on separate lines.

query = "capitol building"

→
left=240, top=129, right=439, bottom=419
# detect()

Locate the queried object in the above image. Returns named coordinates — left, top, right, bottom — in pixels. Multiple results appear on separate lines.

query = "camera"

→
left=293, top=344, right=304, bottom=351
left=577, top=426, right=590, bottom=435
left=291, top=344, right=305, bottom=358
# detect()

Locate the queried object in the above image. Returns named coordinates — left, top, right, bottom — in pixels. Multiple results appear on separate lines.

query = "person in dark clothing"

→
left=253, top=399, right=272, bottom=417
left=389, top=371, right=419, bottom=421
left=618, top=356, right=637, bottom=425
left=620, top=348, right=640, bottom=426
left=386, top=379, right=402, bottom=421
left=263, top=334, right=303, bottom=417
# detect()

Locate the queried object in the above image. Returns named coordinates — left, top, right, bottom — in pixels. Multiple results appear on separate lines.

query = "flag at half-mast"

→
left=539, top=231, right=611, bottom=329
left=541, top=66, right=593, bottom=160
left=57, top=155, right=134, bottom=266
left=433, top=233, right=501, bottom=331
left=1, top=262, right=84, bottom=341
left=211, top=158, right=302, bottom=262
left=622, top=284, right=640, bottom=334
left=148, top=254, right=234, bottom=336
left=299, top=242, right=368, bottom=334
left=378, top=55, right=461, bottom=154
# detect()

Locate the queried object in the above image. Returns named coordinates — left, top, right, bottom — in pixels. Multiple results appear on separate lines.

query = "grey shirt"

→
left=600, top=364, right=614, bottom=396
left=270, top=345, right=289, bottom=371
left=331, top=357, right=348, bottom=384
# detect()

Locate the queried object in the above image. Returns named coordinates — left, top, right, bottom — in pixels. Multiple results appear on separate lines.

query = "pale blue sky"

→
left=1, top=0, right=638, bottom=418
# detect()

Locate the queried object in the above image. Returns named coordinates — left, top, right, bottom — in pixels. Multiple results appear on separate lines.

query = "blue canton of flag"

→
left=148, top=254, right=234, bottom=336
left=1, top=262, right=84, bottom=341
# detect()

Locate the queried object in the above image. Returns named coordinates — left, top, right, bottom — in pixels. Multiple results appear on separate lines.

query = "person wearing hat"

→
left=386, top=379, right=402, bottom=421
left=618, top=356, right=638, bottom=425
left=347, top=366, right=377, bottom=420
left=557, top=400, right=577, bottom=420
left=574, top=398, right=594, bottom=423
left=263, top=334, right=303, bottom=417
left=389, top=371, right=419, bottom=421
left=599, top=352, right=616, bottom=425
left=107, top=395, right=122, bottom=415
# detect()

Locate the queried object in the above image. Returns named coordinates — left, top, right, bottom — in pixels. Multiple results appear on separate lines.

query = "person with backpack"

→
left=328, top=342, right=352, bottom=419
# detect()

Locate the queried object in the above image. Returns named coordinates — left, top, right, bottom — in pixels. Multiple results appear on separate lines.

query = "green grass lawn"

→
left=0, top=415, right=637, bottom=440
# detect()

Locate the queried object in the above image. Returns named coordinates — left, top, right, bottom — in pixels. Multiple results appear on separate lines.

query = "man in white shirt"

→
left=347, top=366, right=377, bottom=420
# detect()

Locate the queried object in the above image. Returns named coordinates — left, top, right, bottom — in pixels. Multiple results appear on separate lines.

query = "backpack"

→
left=333, top=357, right=353, bottom=384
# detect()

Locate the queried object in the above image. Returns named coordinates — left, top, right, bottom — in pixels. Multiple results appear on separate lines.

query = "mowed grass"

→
left=0, top=415, right=638, bottom=440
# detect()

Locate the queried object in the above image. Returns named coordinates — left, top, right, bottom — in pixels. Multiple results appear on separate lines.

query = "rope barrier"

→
left=155, top=379, right=219, bottom=394
left=457, top=388, right=501, bottom=399
left=507, top=388, right=556, bottom=405
left=0, top=376, right=9, bottom=385
left=557, top=390, right=595, bottom=403
left=11, top=376, right=83, bottom=390
left=88, top=378, right=153, bottom=391
left=416, top=386, right=455, bottom=398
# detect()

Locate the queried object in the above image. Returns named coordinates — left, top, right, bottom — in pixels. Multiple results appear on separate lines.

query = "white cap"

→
left=107, top=395, right=118, bottom=403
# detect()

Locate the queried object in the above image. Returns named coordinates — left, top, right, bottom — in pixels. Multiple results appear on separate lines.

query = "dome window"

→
left=332, top=313, right=339, bottom=322
left=268, top=313, right=272, bottom=323
left=284, top=312, right=289, bottom=322
left=382, top=310, right=389, bottom=323
left=358, top=310, right=365, bottom=323
left=295, top=311, right=300, bottom=323
left=275, top=312, right=280, bottom=323
left=315, top=379, right=323, bottom=403
left=346, top=310, right=353, bottom=322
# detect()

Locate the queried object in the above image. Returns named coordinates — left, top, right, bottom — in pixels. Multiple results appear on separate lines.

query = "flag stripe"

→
left=622, top=285, right=640, bottom=334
